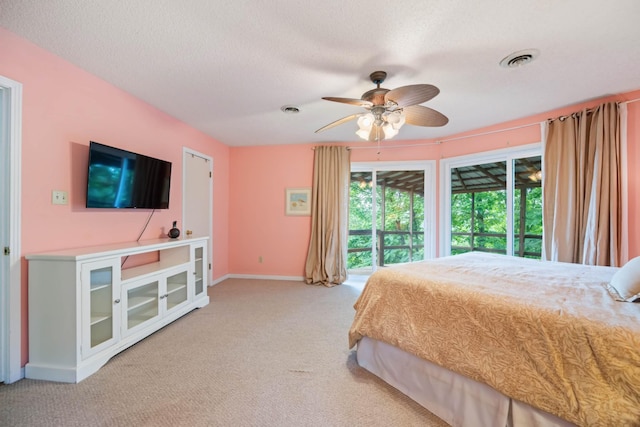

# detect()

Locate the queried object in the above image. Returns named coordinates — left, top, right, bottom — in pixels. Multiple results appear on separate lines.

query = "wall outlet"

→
left=259, top=256, right=263, bottom=263
left=52, top=190, right=68, bottom=205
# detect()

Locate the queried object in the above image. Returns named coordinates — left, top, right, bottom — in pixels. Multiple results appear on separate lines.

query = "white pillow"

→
left=608, top=256, right=640, bottom=302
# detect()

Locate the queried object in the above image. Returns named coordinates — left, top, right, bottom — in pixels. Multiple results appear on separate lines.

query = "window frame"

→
left=439, top=143, right=542, bottom=257
left=351, top=160, right=437, bottom=268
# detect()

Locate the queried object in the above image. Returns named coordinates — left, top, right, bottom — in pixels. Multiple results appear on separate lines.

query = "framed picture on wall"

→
left=285, top=187, right=311, bottom=216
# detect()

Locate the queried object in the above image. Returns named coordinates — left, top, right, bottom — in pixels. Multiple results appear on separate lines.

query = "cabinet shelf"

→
left=127, top=295, right=157, bottom=312
left=91, top=283, right=111, bottom=292
left=121, top=261, right=189, bottom=283
left=90, top=313, right=112, bottom=326
left=126, top=289, right=159, bottom=331
left=127, top=312, right=157, bottom=329
left=167, top=283, right=187, bottom=294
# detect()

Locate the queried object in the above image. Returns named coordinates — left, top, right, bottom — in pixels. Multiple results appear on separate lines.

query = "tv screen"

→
left=86, top=141, right=172, bottom=209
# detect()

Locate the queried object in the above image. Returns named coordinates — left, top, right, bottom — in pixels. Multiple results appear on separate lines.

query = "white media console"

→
left=26, top=236, right=209, bottom=383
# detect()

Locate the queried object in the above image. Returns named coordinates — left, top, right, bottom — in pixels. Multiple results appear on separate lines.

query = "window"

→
left=440, top=145, right=542, bottom=257
left=349, top=161, right=436, bottom=274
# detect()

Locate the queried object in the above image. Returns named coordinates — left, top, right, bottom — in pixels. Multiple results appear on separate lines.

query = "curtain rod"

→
left=551, top=98, right=639, bottom=121
left=433, top=122, right=540, bottom=145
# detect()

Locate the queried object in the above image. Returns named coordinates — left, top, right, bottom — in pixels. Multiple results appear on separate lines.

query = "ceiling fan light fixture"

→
left=382, top=123, right=399, bottom=139
left=318, top=70, right=448, bottom=141
left=357, top=113, right=374, bottom=129
left=356, top=128, right=371, bottom=140
left=529, top=170, right=542, bottom=182
left=356, top=114, right=374, bottom=140
left=386, top=110, right=406, bottom=130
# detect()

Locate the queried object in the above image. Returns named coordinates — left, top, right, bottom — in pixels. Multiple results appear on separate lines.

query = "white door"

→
left=182, top=149, right=212, bottom=285
left=0, top=76, right=22, bottom=384
left=0, top=86, right=5, bottom=382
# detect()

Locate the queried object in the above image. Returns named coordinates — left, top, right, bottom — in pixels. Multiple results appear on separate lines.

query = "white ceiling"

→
left=1, top=0, right=640, bottom=147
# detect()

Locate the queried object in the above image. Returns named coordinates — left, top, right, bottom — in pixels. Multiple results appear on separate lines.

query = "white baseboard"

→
left=210, top=274, right=230, bottom=286
left=209, top=274, right=303, bottom=286
left=227, top=274, right=305, bottom=282
left=212, top=274, right=369, bottom=285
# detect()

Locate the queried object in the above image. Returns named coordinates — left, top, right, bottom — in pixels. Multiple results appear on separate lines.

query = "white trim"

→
left=351, top=160, right=437, bottom=267
left=182, top=147, right=214, bottom=286
left=0, top=75, right=23, bottom=383
left=210, top=274, right=369, bottom=286
left=439, top=143, right=542, bottom=257
left=620, top=103, right=629, bottom=264
left=210, top=274, right=230, bottom=286
left=506, top=156, right=514, bottom=254
left=540, top=122, right=548, bottom=260
left=227, top=274, right=304, bottom=282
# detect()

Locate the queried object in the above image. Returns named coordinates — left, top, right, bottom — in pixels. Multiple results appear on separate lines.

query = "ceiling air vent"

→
left=499, top=49, right=540, bottom=68
left=281, top=105, right=300, bottom=114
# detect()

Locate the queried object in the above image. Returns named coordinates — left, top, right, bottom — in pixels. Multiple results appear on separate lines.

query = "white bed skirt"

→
left=356, top=337, right=575, bottom=427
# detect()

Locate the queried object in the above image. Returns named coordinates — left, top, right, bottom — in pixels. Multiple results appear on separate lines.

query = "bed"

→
left=348, top=252, right=640, bottom=427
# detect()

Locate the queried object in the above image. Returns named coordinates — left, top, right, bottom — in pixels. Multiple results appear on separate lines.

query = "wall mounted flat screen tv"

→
left=86, top=141, right=172, bottom=209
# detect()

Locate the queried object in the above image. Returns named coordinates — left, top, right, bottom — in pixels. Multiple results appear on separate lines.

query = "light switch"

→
left=52, top=190, right=68, bottom=205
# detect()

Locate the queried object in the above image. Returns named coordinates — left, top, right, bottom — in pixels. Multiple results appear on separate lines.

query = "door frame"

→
left=182, top=147, right=213, bottom=286
left=0, top=75, right=23, bottom=383
left=351, top=160, right=436, bottom=271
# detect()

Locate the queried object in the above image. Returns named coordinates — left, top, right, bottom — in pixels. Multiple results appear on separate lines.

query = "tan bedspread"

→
left=349, top=252, right=640, bottom=426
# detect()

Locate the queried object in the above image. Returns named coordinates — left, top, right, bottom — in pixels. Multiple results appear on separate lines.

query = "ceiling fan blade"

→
left=385, top=84, right=440, bottom=108
left=404, top=105, right=449, bottom=127
left=322, top=97, right=374, bottom=108
left=315, top=113, right=361, bottom=133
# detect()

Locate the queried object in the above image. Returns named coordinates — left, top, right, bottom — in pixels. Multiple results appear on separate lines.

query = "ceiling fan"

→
left=315, top=71, right=448, bottom=141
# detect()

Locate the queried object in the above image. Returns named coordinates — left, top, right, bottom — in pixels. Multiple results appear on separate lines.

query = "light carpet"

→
left=0, top=278, right=449, bottom=427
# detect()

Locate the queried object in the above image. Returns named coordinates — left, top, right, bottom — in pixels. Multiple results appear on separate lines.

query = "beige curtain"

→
left=304, top=146, right=351, bottom=287
left=543, top=102, right=621, bottom=266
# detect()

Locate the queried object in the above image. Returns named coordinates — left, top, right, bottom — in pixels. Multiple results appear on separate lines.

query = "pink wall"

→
left=229, top=145, right=315, bottom=275
left=2, top=25, right=639, bottom=370
left=0, top=28, right=230, bottom=365
left=229, top=93, right=640, bottom=276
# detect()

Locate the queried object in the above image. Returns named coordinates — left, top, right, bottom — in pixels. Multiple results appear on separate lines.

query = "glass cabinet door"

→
left=123, top=279, right=160, bottom=335
left=163, top=271, right=189, bottom=311
left=82, top=258, right=119, bottom=358
left=193, top=245, right=206, bottom=299
left=165, top=270, right=189, bottom=312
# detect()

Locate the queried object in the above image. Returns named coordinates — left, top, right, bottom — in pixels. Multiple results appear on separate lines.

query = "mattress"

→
left=349, top=252, right=640, bottom=426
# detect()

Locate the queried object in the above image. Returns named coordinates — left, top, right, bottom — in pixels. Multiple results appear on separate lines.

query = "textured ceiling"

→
left=1, top=0, right=639, bottom=147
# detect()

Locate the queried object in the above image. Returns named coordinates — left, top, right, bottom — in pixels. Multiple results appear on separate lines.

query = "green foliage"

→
left=513, top=186, right=543, bottom=256
left=451, top=186, right=542, bottom=258
left=348, top=178, right=374, bottom=269
left=348, top=174, right=425, bottom=269
left=451, top=190, right=507, bottom=253
left=514, top=187, right=543, bottom=235
left=348, top=163, right=543, bottom=270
